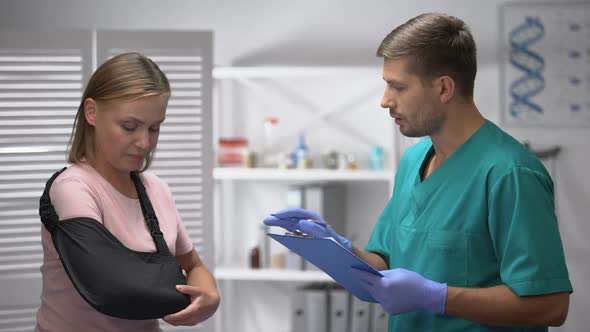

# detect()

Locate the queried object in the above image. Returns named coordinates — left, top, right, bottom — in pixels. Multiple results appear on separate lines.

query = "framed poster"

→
left=500, top=2, right=590, bottom=126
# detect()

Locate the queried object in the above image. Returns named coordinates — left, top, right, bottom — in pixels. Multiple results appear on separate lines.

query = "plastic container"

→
left=293, top=132, right=311, bottom=169
left=369, top=146, right=385, bottom=170
left=218, top=138, right=248, bottom=167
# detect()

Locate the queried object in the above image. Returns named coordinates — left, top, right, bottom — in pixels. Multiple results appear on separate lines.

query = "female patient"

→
left=35, top=52, right=219, bottom=331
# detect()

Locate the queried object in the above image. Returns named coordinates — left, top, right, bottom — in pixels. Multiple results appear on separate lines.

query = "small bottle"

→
left=294, top=132, right=311, bottom=169
left=249, top=246, right=260, bottom=269
left=346, top=153, right=358, bottom=170
left=241, top=148, right=257, bottom=168
left=369, top=146, right=385, bottom=170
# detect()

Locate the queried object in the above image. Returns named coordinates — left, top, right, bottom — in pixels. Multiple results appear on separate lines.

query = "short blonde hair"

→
left=67, top=52, right=170, bottom=172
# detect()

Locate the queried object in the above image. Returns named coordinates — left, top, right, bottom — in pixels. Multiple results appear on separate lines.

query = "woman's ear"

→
left=84, top=98, right=97, bottom=126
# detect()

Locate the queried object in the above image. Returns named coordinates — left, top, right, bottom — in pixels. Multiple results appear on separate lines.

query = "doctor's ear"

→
left=435, top=76, right=456, bottom=104
left=83, top=98, right=97, bottom=126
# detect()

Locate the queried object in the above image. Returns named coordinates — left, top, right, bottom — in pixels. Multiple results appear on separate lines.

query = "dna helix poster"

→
left=500, top=3, right=590, bottom=126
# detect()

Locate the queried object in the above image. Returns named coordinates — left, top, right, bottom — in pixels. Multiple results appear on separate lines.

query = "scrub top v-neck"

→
left=366, top=120, right=572, bottom=332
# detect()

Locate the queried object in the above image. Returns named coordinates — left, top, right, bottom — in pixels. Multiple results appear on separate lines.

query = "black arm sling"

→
left=39, top=167, right=191, bottom=320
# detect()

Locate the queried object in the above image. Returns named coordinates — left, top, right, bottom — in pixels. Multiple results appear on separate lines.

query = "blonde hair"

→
left=67, top=52, right=170, bottom=172
left=377, top=13, right=477, bottom=98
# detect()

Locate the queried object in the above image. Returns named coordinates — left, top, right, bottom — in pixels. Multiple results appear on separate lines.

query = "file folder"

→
left=304, top=287, right=328, bottom=332
left=291, top=288, right=307, bottom=332
left=291, top=285, right=328, bottom=332
left=370, top=303, right=388, bottom=332
left=268, top=233, right=383, bottom=302
left=350, top=296, right=371, bottom=332
left=328, top=286, right=350, bottom=332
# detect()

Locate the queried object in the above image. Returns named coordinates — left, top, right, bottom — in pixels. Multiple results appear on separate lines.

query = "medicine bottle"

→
left=294, top=132, right=311, bottom=169
left=249, top=246, right=260, bottom=269
left=369, top=146, right=385, bottom=170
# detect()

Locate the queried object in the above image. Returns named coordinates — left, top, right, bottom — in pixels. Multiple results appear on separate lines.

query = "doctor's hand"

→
left=351, top=268, right=447, bottom=316
left=263, top=207, right=352, bottom=251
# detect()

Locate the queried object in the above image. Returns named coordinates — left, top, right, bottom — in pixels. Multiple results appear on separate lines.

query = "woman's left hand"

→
left=163, top=284, right=220, bottom=326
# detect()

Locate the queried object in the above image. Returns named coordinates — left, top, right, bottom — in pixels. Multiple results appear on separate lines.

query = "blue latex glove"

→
left=263, top=207, right=352, bottom=251
left=351, top=268, right=447, bottom=315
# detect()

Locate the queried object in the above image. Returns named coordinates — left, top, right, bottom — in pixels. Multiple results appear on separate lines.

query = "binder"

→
left=291, top=284, right=330, bottom=332
left=291, top=288, right=307, bottom=332
left=328, top=286, right=350, bottom=332
left=268, top=233, right=383, bottom=302
left=350, top=296, right=371, bottom=332
left=370, top=303, right=388, bottom=332
left=305, top=285, right=329, bottom=332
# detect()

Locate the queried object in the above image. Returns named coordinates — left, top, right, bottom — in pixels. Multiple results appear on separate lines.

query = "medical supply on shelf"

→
left=346, top=153, right=358, bottom=170
left=336, top=152, right=357, bottom=170
left=322, top=150, right=339, bottom=169
left=369, top=146, right=385, bottom=170
left=249, top=246, right=260, bottom=269
left=218, top=137, right=248, bottom=167
left=277, top=152, right=294, bottom=169
left=241, top=149, right=257, bottom=168
left=293, top=132, right=312, bottom=169
left=249, top=224, right=271, bottom=269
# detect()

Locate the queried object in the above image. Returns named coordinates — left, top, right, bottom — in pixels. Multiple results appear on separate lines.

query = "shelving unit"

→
left=211, top=66, right=396, bottom=332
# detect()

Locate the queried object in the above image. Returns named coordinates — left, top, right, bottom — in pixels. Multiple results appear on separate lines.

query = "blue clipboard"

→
left=268, top=233, right=383, bottom=302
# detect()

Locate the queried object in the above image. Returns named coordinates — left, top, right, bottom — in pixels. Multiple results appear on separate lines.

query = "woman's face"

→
left=84, top=94, right=168, bottom=176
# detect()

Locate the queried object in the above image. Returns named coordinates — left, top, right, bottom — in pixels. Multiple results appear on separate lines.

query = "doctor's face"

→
left=380, top=57, right=445, bottom=138
left=85, top=94, right=168, bottom=175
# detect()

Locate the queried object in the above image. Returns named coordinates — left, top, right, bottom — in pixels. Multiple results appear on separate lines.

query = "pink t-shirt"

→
left=35, top=163, right=194, bottom=332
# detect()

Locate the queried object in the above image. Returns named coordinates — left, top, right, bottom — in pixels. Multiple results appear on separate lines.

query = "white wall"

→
left=1, top=0, right=588, bottom=330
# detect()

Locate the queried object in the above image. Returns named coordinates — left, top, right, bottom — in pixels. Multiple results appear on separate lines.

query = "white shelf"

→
left=214, top=267, right=334, bottom=282
left=213, top=167, right=393, bottom=182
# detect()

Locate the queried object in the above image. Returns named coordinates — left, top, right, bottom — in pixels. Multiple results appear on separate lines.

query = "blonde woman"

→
left=36, top=52, right=219, bottom=331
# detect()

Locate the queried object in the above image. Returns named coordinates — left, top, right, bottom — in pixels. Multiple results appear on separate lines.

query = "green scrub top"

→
left=366, top=120, right=572, bottom=332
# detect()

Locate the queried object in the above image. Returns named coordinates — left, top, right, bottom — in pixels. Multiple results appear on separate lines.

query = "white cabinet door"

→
left=0, top=29, right=92, bottom=332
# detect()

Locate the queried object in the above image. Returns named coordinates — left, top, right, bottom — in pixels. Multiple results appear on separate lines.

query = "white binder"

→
left=291, top=288, right=307, bottom=332
left=370, top=303, right=388, bottom=332
left=350, top=296, right=371, bottom=332
left=304, top=287, right=328, bottom=332
left=328, top=287, right=350, bottom=332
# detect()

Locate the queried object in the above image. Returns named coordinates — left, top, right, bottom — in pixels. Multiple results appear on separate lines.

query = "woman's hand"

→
left=166, top=249, right=220, bottom=326
left=163, top=284, right=220, bottom=326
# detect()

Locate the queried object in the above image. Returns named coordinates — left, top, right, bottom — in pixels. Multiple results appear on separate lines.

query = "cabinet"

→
left=211, top=66, right=397, bottom=332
